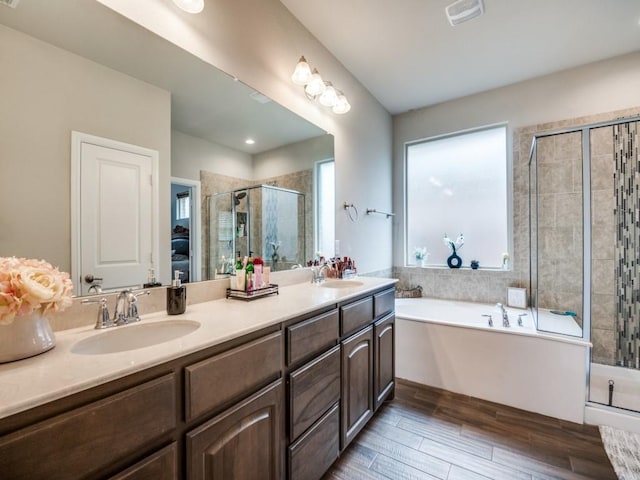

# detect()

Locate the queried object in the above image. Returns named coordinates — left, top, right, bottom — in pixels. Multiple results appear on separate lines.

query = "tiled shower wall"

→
left=614, top=122, right=640, bottom=368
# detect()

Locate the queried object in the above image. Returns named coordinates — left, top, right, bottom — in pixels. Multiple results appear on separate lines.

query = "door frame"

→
left=170, top=176, right=202, bottom=282
left=71, top=131, right=160, bottom=295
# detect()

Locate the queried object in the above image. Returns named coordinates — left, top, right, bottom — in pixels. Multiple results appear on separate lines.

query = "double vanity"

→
left=0, top=276, right=396, bottom=480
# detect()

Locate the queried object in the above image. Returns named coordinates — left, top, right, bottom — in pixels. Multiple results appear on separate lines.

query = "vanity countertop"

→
left=0, top=276, right=396, bottom=420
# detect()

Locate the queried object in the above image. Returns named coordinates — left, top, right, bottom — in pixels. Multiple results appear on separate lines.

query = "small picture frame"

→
left=507, top=287, right=527, bottom=309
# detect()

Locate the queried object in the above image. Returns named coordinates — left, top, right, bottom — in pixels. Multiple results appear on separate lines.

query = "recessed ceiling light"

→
left=172, top=0, right=204, bottom=14
left=245, top=139, right=255, bottom=145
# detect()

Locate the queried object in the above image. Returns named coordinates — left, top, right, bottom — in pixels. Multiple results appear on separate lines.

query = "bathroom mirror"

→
left=0, top=0, right=334, bottom=294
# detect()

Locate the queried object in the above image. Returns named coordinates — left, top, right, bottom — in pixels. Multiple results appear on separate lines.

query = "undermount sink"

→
left=321, top=280, right=364, bottom=289
left=71, top=320, right=201, bottom=355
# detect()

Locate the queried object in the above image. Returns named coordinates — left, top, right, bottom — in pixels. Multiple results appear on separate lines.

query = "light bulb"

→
left=172, top=0, right=204, bottom=13
left=304, top=69, right=326, bottom=97
left=291, top=56, right=312, bottom=85
left=318, top=83, right=339, bottom=107
left=332, top=95, right=351, bottom=114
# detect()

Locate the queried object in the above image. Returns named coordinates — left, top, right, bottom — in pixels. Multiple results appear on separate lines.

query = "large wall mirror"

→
left=0, top=0, right=334, bottom=296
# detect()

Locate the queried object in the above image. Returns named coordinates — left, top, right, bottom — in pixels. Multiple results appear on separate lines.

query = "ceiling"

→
left=0, top=0, right=324, bottom=154
left=280, top=0, right=640, bottom=115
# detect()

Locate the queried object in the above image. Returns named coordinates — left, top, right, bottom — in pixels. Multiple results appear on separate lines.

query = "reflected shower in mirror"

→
left=208, top=185, right=306, bottom=277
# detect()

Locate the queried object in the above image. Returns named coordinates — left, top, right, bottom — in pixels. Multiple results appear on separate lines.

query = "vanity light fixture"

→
left=172, top=0, right=204, bottom=14
left=291, top=56, right=351, bottom=114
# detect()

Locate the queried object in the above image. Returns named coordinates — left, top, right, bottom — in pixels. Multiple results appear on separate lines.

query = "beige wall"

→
left=97, top=0, right=393, bottom=275
left=171, top=129, right=253, bottom=181
left=393, top=52, right=640, bottom=304
left=253, top=135, right=334, bottom=179
left=0, top=24, right=171, bottom=276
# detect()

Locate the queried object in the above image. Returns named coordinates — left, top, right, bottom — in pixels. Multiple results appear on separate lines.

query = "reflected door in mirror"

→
left=73, top=133, right=159, bottom=295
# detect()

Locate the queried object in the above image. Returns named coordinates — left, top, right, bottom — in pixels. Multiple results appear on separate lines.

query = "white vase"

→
left=0, top=312, right=56, bottom=363
left=420, top=258, right=428, bottom=268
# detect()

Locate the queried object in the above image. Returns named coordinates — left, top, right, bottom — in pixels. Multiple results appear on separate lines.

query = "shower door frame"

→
left=528, top=114, right=640, bottom=409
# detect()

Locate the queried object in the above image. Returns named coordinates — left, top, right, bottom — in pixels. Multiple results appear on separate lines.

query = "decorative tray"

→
left=226, top=284, right=279, bottom=301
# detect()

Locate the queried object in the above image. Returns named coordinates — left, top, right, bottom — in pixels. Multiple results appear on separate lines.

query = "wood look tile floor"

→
left=324, top=381, right=617, bottom=480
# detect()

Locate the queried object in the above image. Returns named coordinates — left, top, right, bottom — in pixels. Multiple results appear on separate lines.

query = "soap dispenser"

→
left=167, top=270, right=186, bottom=315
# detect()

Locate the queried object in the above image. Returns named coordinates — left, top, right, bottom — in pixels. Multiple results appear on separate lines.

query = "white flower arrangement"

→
left=0, top=257, right=73, bottom=325
left=443, top=233, right=464, bottom=253
left=413, top=246, right=428, bottom=260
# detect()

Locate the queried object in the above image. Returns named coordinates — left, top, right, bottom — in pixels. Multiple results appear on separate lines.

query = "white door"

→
left=72, top=132, right=159, bottom=296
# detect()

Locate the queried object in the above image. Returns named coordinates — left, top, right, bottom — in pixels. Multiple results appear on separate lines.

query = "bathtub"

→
left=395, top=297, right=591, bottom=423
left=585, top=362, right=640, bottom=434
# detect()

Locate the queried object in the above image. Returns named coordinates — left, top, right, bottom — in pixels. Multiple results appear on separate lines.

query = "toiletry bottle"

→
left=143, top=265, right=162, bottom=288
left=236, top=255, right=246, bottom=291
left=245, top=253, right=254, bottom=291
left=167, top=270, right=186, bottom=315
left=253, top=257, right=263, bottom=289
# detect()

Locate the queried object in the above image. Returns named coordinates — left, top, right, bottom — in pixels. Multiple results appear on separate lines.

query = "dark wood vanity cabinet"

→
left=340, top=287, right=396, bottom=450
left=0, top=284, right=395, bottom=480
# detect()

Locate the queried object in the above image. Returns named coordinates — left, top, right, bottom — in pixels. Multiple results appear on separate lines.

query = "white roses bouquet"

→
left=0, top=257, right=73, bottom=325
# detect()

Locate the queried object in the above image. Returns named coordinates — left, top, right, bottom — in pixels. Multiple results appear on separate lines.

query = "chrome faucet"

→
left=82, top=297, right=112, bottom=329
left=114, top=290, right=151, bottom=325
left=83, top=290, right=151, bottom=329
left=496, top=303, right=510, bottom=327
left=113, top=290, right=129, bottom=326
left=310, top=264, right=331, bottom=284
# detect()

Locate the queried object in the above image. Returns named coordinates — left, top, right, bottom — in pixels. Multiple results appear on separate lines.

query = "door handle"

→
left=84, top=274, right=103, bottom=284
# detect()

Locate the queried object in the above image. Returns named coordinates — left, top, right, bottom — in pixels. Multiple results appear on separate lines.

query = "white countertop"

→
left=0, top=277, right=396, bottom=420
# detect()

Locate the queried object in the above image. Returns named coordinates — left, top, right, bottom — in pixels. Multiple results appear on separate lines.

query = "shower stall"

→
left=529, top=115, right=640, bottom=427
left=205, top=184, right=306, bottom=277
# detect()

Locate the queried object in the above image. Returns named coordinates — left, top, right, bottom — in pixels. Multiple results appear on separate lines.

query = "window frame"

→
left=403, top=122, right=513, bottom=269
left=314, top=157, right=335, bottom=258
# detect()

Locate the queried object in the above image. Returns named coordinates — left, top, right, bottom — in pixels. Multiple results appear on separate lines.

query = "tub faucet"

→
left=496, top=303, right=510, bottom=327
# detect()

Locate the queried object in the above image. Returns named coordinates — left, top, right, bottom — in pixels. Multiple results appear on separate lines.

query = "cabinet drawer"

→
left=289, top=402, right=339, bottom=480
left=286, top=309, right=338, bottom=366
left=341, top=296, right=374, bottom=337
left=374, top=288, right=395, bottom=319
left=0, top=374, right=176, bottom=480
left=110, top=443, right=178, bottom=480
left=185, top=331, right=282, bottom=421
left=289, top=345, right=340, bottom=441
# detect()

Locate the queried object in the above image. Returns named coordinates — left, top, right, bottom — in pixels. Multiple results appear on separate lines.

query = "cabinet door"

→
left=374, top=313, right=395, bottom=411
left=340, top=326, right=374, bottom=450
left=187, top=380, right=284, bottom=480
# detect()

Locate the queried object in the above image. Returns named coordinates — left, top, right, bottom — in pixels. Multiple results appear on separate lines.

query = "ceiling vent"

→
left=0, top=0, right=20, bottom=8
left=445, top=0, right=484, bottom=26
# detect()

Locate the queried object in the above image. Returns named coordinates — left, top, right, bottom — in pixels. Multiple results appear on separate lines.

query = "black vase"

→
left=447, top=252, right=462, bottom=269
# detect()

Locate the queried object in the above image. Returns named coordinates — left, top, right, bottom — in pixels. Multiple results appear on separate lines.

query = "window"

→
left=406, top=124, right=508, bottom=268
left=315, top=159, right=335, bottom=258
left=176, top=191, right=190, bottom=220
